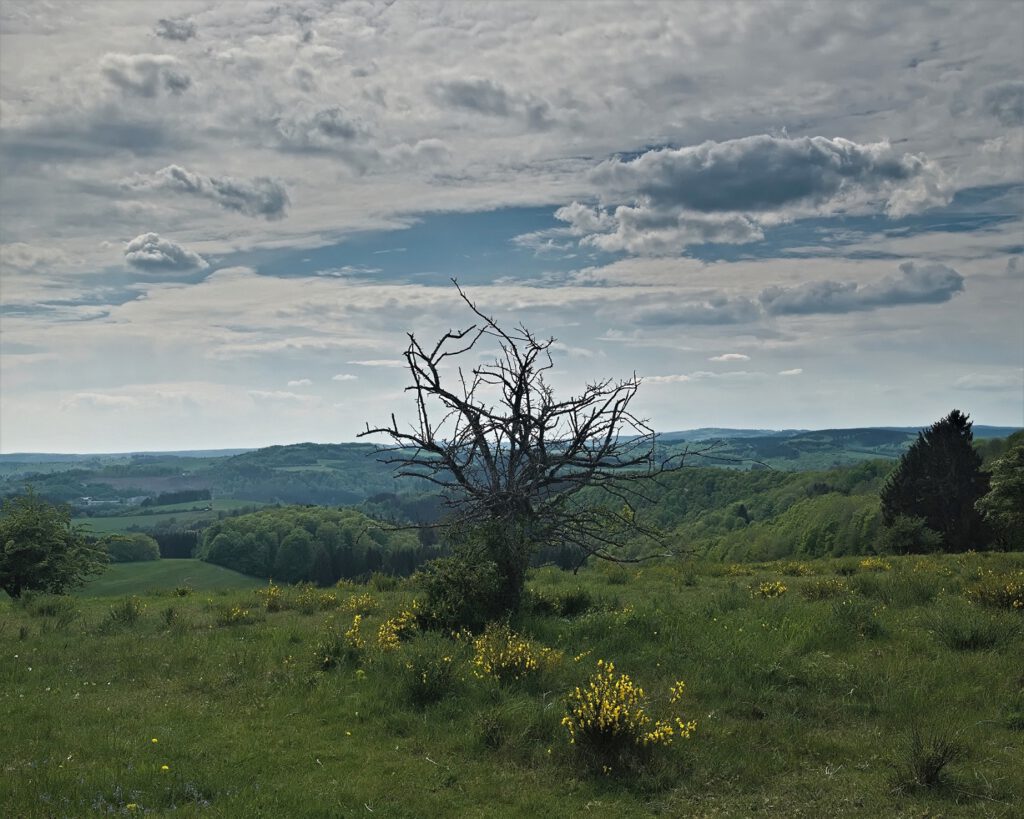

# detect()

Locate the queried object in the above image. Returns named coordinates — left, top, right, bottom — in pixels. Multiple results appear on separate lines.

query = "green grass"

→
left=2, top=552, right=1022, bottom=816
left=73, top=559, right=264, bottom=597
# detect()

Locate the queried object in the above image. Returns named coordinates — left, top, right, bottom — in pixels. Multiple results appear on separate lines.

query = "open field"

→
left=2, top=552, right=1022, bottom=817
left=72, top=559, right=264, bottom=597
left=73, top=500, right=265, bottom=535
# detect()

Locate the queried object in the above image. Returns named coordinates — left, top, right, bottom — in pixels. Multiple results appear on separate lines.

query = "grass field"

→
left=2, top=552, right=1022, bottom=817
left=73, top=499, right=265, bottom=535
left=72, top=559, right=264, bottom=597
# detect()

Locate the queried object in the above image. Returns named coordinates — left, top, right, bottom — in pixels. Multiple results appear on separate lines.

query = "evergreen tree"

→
left=880, top=410, right=990, bottom=552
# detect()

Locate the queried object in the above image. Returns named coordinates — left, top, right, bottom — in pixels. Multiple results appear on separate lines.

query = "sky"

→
left=0, top=0, right=1022, bottom=454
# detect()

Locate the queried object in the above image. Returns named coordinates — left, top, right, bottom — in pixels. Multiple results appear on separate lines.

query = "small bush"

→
left=19, top=592, right=78, bottom=622
left=562, top=660, right=696, bottom=772
left=315, top=614, right=365, bottom=671
left=216, top=604, right=252, bottom=626
left=858, top=556, right=892, bottom=572
left=780, top=561, right=813, bottom=577
left=108, top=596, right=145, bottom=627
left=751, top=580, right=787, bottom=599
left=879, top=515, right=944, bottom=555
left=891, top=726, right=963, bottom=791
left=378, top=603, right=419, bottom=650
left=161, top=606, right=178, bottom=627
left=256, top=582, right=285, bottom=612
left=725, top=563, right=754, bottom=577
left=800, top=577, right=849, bottom=601
left=173, top=585, right=193, bottom=597
left=471, top=623, right=560, bottom=683
left=369, top=572, right=399, bottom=592
left=599, top=564, right=631, bottom=585
left=293, top=584, right=339, bottom=615
left=965, top=570, right=1024, bottom=610
left=416, top=553, right=505, bottom=632
left=342, top=592, right=378, bottom=616
left=396, top=633, right=460, bottom=707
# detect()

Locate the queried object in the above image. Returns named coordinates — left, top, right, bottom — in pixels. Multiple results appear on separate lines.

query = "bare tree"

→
left=360, top=281, right=703, bottom=609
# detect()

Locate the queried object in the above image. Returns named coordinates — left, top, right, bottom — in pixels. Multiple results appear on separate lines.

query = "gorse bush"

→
left=470, top=623, right=560, bottom=683
left=751, top=580, right=787, bottom=599
left=378, top=603, right=419, bottom=650
left=342, top=592, right=378, bottom=616
left=562, top=660, right=696, bottom=771
left=315, top=614, right=365, bottom=671
left=965, top=570, right=1024, bottom=610
left=800, top=577, right=849, bottom=600
left=858, top=556, right=892, bottom=572
left=396, top=634, right=460, bottom=707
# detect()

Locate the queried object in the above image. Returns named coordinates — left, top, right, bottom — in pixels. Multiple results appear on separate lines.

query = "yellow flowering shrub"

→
left=780, top=561, right=814, bottom=577
left=725, top=563, right=754, bottom=577
left=217, top=604, right=252, bottom=625
left=859, top=556, right=892, bottom=572
left=315, top=614, right=365, bottom=671
left=294, top=585, right=339, bottom=614
left=471, top=623, right=561, bottom=682
left=343, top=592, right=378, bottom=616
left=752, top=580, right=788, bottom=599
left=966, top=570, right=1024, bottom=610
left=256, top=582, right=284, bottom=612
left=561, top=660, right=696, bottom=767
left=377, top=602, right=419, bottom=650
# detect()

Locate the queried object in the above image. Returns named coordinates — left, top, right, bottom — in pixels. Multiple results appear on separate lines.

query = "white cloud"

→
left=287, top=378, right=313, bottom=387
left=779, top=368, right=804, bottom=376
left=347, top=359, right=405, bottom=368
left=953, top=371, right=1023, bottom=391
left=124, top=233, right=207, bottom=272
left=123, top=165, right=290, bottom=220
left=332, top=373, right=359, bottom=381
left=709, top=353, right=750, bottom=362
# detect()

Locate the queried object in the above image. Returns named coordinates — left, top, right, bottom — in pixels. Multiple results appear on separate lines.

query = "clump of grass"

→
left=527, top=586, right=595, bottom=618
left=780, top=561, right=814, bottom=577
left=215, top=604, right=253, bottom=626
left=395, top=633, right=460, bottom=707
left=858, top=556, right=892, bottom=572
left=315, top=614, right=365, bottom=671
left=928, top=602, right=1018, bottom=651
left=891, top=726, right=963, bottom=791
left=830, top=597, right=885, bottom=639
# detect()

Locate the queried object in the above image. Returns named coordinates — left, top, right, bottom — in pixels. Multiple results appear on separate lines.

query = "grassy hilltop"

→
left=3, top=553, right=1022, bottom=817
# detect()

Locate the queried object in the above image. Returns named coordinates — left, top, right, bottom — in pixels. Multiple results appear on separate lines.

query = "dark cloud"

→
left=154, top=18, right=197, bottom=42
left=981, top=81, right=1024, bottom=126
left=430, top=78, right=554, bottom=130
left=633, top=296, right=761, bottom=326
left=591, top=135, right=938, bottom=213
left=759, top=262, right=964, bottom=315
left=125, top=165, right=290, bottom=220
left=124, top=233, right=208, bottom=271
left=100, top=53, right=191, bottom=97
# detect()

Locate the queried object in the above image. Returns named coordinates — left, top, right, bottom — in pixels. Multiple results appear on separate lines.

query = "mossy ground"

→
left=2, top=552, right=1022, bottom=817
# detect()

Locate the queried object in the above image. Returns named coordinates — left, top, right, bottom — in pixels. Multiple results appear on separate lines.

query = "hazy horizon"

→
left=2, top=1, right=1022, bottom=453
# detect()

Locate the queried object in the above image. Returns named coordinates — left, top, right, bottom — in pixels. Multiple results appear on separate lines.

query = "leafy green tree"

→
left=976, top=440, right=1024, bottom=547
left=105, top=532, right=161, bottom=562
left=880, top=410, right=990, bottom=552
left=274, top=529, right=314, bottom=583
left=0, top=490, right=107, bottom=598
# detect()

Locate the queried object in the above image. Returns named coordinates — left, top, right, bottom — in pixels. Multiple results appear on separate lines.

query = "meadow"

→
left=2, top=552, right=1022, bottom=817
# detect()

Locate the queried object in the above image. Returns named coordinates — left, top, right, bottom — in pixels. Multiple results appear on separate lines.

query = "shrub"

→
left=858, top=556, right=892, bottom=572
left=293, top=584, right=339, bottom=614
left=105, top=533, right=160, bottom=563
left=561, top=660, right=696, bottom=771
left=107, top=596, right=145, bottom=627
left=527, top=586, right=596, bottom=618
left=471, top=623, right=560, bottom=683
left=315, top=614, right=365, bottom=671
left=18, top=592, right=78, bottom=620
left=416, top=553, right=505, bottom=632
left=780, top=561, right=813, bottom=577
left=216, top=604, right=252, bottom=626
left=965, top=570, right=1024, bottom=610
left=878, top=515, right=944, bottom=555
left=751, top=580, right=787, bottom=599
left=800, top=577, right=849, bottom=601
left=256, top=582, right=285, bottom=612
left=378, top=603, right=419, bottom=650
left=394, top=634, right=459, bottom=707
left=369, top=572, right=399, bottom=592
left=342, top=592, right=378, bottom=616
left=725, top=563, right=753, bottom=577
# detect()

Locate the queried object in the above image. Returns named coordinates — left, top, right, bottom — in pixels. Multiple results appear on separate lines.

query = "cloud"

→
left=247, top=390, right=313, bottom=403
left=332, top=373, right=358, bottom=381
left=100, top=53, right=191, bottom=97
left=347, top=359, right=405, bottom=368
left=633, top=296, right=761, bottom=326
left=430, top=78, right=554, bottom=130
left=124, top=233, right=208, bottom=272
left=1, top=243, right=67, bottom=273
left=778, top=368, right=803, bottom=376
left=953, top=371, right=1024, bottom=391
left=981, top=81, right=1024, bottom=127
left=287, top=378, right=313, bottom=387
left=61, top=392, right=139, bottom=410
left=555, top=135, right=951, bottom=254
left=759, top=262, right=964, bottom=315
left=644, top=370, right=757, bottom=384
left=124, top=165, right=290, bottom=220
left=154, top=18, right=197, bottom=42
left=709, top=353, right=750, bottom=362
